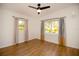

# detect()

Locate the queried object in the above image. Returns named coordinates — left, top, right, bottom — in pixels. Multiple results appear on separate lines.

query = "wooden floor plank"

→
left=0, top=39, right=79, bottom=56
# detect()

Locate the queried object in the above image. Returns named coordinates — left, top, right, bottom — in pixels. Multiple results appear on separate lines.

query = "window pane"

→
left=52, top=21, right=59, bottom=33
left=45, top=20, right=59, bottom=34
left=45, top=20, right=52, bottom=33
left=18, top=20, right=24, bottom=32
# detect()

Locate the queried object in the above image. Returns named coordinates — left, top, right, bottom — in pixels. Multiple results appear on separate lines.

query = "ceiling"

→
left=0, top=3, right=78, bottom=18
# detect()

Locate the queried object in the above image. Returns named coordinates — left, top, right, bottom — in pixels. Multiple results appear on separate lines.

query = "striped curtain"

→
left=59, top=17, right=65, bottom=46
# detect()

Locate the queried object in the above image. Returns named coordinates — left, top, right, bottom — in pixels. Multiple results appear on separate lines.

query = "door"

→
left=41, top=17, right=65, bottom=46
left=44, top=19, right=59, bottom=44
left=13, top=16, right=28, bottom=44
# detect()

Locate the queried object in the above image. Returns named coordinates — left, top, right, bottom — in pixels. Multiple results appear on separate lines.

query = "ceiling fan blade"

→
left=28, top=6, right=37, bottom=9
left=40, top=6, right=50, bottom=10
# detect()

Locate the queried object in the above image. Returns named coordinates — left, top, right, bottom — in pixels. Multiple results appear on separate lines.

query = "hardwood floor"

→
left=0, top=39, right=79, bottom=56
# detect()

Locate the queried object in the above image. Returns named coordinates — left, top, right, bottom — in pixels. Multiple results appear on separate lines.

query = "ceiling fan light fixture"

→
left=37, top=9, right=41, bottom=13
left=37, top=9, right=41, bottom=14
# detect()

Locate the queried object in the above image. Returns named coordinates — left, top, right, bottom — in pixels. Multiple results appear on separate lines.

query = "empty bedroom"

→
left=0, top=3, right=79, bottom=56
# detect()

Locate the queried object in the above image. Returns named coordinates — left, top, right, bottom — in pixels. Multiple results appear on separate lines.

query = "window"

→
left=18, top=20, right=24, bottom=32
left=44, top=20, right=59, bottom=34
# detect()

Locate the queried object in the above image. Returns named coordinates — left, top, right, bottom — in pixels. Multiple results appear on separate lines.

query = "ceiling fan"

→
left=28, top=3, right=50, bottom=14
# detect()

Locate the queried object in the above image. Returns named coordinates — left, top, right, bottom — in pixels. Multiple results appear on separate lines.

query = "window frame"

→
left=44, top=19, right=59, bottom=34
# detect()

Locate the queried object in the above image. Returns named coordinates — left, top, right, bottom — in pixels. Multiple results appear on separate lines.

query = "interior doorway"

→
left=13, top=16, right=28, bottom=44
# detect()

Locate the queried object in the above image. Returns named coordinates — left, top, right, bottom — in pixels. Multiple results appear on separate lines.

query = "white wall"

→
left=0, top=8, right=3, bottom=46
left=0, top=8, right=29, bottom=48
left=28, top=18, right=41, bottom=40
left=40, top=5, right=79, bottom=49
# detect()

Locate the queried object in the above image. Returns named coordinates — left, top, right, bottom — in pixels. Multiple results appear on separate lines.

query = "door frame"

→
left=13, top=16, right=28, bottom=44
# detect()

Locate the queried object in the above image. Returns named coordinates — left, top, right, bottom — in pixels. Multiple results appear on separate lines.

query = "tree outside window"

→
left=45, top=20, right=59, bottom=34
